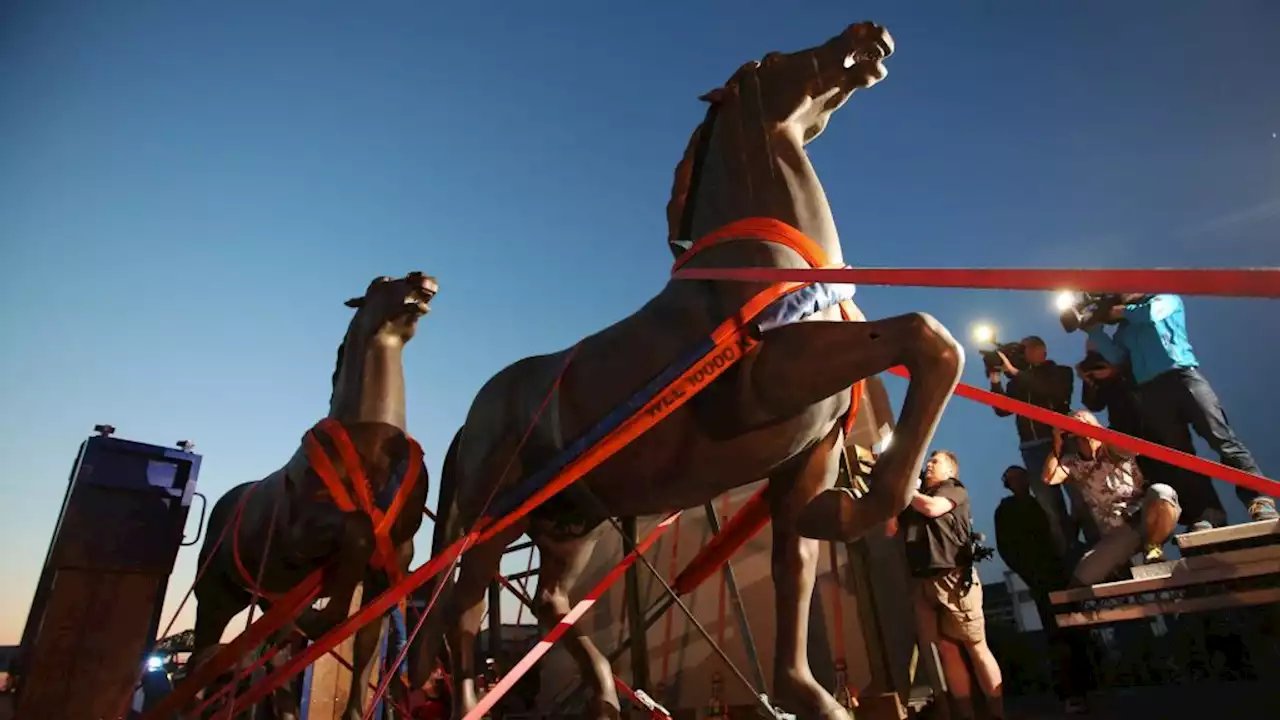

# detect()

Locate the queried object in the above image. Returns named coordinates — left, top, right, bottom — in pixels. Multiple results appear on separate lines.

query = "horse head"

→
left=329, top=271, right=438, bottom=430
left=343, top=271, right=439, bottom=344
left=666, top=22, right=893, bottom=255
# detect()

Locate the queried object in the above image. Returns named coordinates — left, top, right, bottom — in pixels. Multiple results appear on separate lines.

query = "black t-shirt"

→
left=994, top=494, right=1068, bottom=592
left=901, top=479, right=972, bottom=578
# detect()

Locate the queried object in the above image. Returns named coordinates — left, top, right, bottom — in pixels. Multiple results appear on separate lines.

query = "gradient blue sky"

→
left=2, top=1, right=1277, bottom=644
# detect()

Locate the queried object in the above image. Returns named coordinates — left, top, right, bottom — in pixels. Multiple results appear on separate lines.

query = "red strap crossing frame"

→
left=673, top=266, right=1280, bottom=299
left=463, top=513, right=683, bottom=720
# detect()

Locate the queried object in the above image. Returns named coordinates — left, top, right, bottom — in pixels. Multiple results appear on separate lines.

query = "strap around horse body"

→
left=671, top=216, right=864, bottom=436
left=303, top=418, right=423, bottom=583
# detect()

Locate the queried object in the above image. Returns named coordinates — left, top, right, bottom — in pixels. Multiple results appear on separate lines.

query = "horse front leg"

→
left=766, top=423, right=852, bottom=720
left=298, top=512, right=377, bottom=640
left=750, top=312, right=963, bottom=540
left=531, top=530, right=620, bottom=720
left=346, top=610, right=389, bottom=720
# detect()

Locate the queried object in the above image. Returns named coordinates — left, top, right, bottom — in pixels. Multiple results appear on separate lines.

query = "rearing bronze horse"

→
left=415, top=22, right=962, bottom=720
left=192, top=271, right=438, bottom=719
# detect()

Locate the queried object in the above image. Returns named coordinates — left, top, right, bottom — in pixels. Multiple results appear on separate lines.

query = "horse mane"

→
left=665, top=116, right=710, bottom=251
left=329, top=340, right=346, bottom=405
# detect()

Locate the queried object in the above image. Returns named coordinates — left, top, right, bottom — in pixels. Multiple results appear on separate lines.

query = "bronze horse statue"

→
left=413, top=22, right=963, bottom=720
left=191, top=271, right=438, bottom=719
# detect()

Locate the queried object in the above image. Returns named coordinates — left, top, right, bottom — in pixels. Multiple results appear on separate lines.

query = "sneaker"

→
left=1144, top=544, right=1166, bottom=563
left=1189, top=520, right=1214, bottom=532
left=1064, top=695, right=1090, bottom=714
left=1248, top=498, right=1279, bottom=522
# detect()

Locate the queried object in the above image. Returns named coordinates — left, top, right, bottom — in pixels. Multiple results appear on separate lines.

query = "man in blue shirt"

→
left=1085, top=294, right=1277, bottom=527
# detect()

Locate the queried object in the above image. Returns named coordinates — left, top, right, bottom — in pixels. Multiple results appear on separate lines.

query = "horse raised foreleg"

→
left=298, top=512, right=377, bottom=639
left=750, top=312, right=963, bottom=540
left=531, top=530, right=620, bottom=720
left=766, top=423, right=852, bottom=720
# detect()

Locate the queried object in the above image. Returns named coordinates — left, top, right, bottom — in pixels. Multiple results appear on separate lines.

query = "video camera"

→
left=978, top=341, right=1027, bottom=376
left=1058, top=292, right=1125, bottom=333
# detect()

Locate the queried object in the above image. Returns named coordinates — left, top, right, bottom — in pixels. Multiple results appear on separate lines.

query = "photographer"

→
left=988, top=335, right=1077, bottom=555
left=897, top=450, right=1004, bottom=720
left=1084, top=294, right=1277, bottom=527
left=1043, top=410, right=1182, bottom=584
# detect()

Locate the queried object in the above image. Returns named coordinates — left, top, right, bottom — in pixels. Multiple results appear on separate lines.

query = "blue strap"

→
left=486, top=282, right=851, bottom=520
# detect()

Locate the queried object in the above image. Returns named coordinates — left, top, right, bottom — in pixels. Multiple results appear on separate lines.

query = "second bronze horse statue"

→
left=414, top=21, right=963, bottom=720
left=192, top=271, right=438, bottom=719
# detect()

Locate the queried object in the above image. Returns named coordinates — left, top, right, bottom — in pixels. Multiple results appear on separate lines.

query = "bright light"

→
left=1054, top=291, right=1077, bottom=312
left=876, top=431, right=893, bottom=453
left=145, top=656, right=164, bottom=672
left=970, top=323, right=995, bottom=345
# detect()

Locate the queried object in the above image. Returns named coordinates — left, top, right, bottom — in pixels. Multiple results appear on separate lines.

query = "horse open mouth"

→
left=843, top=36, right=893, bottom=69
left=404, top=288, right=436, bottom=316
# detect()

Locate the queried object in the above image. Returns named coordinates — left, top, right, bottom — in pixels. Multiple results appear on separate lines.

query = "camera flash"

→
left=1054, top=291, right=1077, bottom=312
left=971, top=323, right=995, bottom=345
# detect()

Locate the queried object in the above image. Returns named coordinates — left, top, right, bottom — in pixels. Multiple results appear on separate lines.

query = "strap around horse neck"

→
left=670, top=216, right=863, bottom=437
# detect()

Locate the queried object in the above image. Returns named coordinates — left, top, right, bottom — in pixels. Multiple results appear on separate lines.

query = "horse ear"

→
left=699, top=87, right=727, bottom=104
left=344, top=297, right=364, bottom=308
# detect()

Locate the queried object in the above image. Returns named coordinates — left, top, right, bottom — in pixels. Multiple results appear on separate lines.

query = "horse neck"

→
left=329, top=327, right=408, bottom=432
left=679, top=102, right=845, bottom=267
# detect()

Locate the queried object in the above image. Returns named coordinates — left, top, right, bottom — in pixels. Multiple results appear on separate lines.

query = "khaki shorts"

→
left=911, top=567, right=985, bottom=645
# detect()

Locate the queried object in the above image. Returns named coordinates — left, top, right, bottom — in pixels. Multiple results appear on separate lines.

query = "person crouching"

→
left=1041, top=409, right=1181, bottom=586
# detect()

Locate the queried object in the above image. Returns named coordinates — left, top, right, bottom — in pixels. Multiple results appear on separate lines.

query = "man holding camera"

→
left=1084, top=294, right=1277, bottom=527
left=894, top=450, right=1004, bottom=720
left=988, top=335, right=1077, bottom=554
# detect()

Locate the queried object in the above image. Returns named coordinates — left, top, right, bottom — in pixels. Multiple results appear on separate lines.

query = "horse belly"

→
left=583, top=403, right=842, bottom=517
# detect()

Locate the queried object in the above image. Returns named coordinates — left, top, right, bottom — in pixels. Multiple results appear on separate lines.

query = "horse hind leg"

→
left=530, top=530, right=620, bottom=720
left=439, top=523, right=527, bottom=716
left=750, top=312, right=964, bottom=540
left=190, top=571, right=251, bottom=702
left=766, top=423, right=853, bottom=720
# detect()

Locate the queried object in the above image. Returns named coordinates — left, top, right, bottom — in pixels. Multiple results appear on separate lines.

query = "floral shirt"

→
left=1059, top=448, right=1145, bottom=532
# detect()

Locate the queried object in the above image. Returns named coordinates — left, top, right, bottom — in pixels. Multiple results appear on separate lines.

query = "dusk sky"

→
left=2, top=1, right=1277, bottom=645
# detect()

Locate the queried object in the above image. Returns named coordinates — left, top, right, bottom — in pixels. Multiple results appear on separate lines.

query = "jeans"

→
left=1021, top=440, right=1076, bottom=557
left=1138, top=367, right=1271, bottom=524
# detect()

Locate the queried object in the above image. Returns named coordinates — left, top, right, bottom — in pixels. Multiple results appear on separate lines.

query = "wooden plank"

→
left=1049, top=545, right=1280, bottom=604
left=304, top=584, right=369, bottom=720
left=1055, top=587, right=1280, bottom=627
left=1175, top=518, right=1278, bottom=552
left=14, top=569, right=164, bottom=720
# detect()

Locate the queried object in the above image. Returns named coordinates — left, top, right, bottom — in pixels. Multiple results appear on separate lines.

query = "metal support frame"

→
left=623, top=516, right=652, bottom=693
left=553, top=495, right=770, bottom=714
left=703, top=501, right=768, bottom=692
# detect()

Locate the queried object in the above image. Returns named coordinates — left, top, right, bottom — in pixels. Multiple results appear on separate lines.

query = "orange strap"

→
left=303, top=418, right=424, bottom=584
left=231, top=482, right=280, bottom=601
left=826, top=541, right=856, bottom=706
left=673, top=217, right=865, bottom=440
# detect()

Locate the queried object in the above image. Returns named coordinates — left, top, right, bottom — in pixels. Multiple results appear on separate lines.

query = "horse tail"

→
left=430, top=426, right=465, bottom=558
left=412, top=426, right=464, bottom=682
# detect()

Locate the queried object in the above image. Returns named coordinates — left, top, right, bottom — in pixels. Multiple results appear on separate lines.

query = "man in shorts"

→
left=893, top=450, right=1004, bottom=720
